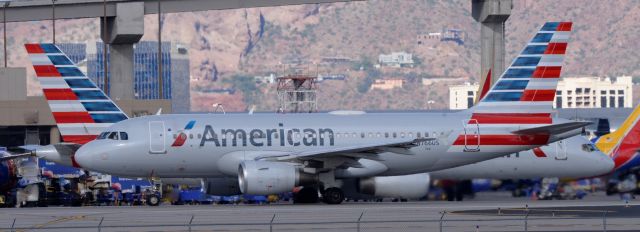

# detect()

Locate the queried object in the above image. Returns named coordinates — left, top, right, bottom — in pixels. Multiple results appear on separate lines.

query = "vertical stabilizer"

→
left=25, top=43, right=128, bottom=144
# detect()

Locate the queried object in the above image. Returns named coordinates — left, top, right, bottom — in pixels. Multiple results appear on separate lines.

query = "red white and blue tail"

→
left=471, top=22, right=572, bottom=114
left=25, top=43, right=128, bottom=145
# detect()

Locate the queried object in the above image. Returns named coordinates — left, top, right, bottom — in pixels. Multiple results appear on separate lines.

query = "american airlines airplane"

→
left=26, top=22, right=585, bottom=204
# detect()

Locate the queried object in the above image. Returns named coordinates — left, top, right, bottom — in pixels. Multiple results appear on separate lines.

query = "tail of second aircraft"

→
left=25, top=44, right=128, bottom=145
left=594, top=103, right=640, bottom=172
left=471, top=22, right=572, bottom=116
left=453, top=22, right=585, bottom=149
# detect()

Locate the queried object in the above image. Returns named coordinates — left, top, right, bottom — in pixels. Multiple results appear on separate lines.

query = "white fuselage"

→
left=74, top=112, right=579, bottom=178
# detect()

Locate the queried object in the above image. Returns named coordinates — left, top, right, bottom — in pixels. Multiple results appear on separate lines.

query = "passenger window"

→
left=198, top=134, right=202, bottom=139
left=119, top=132, right=128, bottom=140
left=173, top=134, right=178, bottom=139
left=385, top=132, right=389, bottom=138
left=400, top=132, right=405, bottom=138
left=417, top=132, right=421, bottom=138
left=189, top=134, right=194, bottom=139
left=393, top=132, right=397, bottom=138
left=361, top=133, right=365, bottom=138
left=108, top=132, right=118, bottom=140
left=425, top=132, right=429, bottom=137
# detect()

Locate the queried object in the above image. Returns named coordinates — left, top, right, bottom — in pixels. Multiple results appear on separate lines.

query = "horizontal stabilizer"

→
left=512, top=121, right=592, bottom=135
left=0, top=152, right=34, bottom=161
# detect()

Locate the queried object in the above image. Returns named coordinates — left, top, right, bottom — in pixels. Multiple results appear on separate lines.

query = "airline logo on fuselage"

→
left=172, top=120, right=196, bottom=147
left=199, top=123, right=335, bottom=147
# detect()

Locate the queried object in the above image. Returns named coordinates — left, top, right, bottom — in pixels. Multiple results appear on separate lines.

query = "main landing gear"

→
left=293, top=186, right=345, bottom=204
left=322, top=187, right=345, bottom=204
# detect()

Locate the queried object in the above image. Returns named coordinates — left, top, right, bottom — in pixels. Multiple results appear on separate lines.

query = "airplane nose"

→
left=74, top=145, right=93, bottom=169
left=593, top=151, right=615, bottom=176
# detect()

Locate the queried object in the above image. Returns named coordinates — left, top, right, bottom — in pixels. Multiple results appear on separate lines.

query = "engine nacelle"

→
left=358, top=173, right=430, bottom=199
left=204, top=177, right=242, bottom=196
left=238, top=161, right=315, bottom=195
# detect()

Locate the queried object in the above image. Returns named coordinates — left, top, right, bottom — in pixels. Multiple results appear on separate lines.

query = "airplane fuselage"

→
left=75, top=112, right=573, bottom=178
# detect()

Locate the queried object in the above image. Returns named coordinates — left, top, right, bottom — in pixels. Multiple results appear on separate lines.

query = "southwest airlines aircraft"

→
left=26, top=22, right=586, bottom=204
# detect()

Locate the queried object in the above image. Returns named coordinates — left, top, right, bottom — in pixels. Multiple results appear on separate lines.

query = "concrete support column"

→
left=480, top=21, right=505, bottom=87
left=472, top=0, right=512, bottom=94
left=100, top=1, right=144, bottom=100
left=109, top=44, right=135, bottom=100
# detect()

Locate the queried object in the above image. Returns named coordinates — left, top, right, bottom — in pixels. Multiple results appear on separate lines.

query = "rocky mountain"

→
left=6, top=0, right=640, bottom=112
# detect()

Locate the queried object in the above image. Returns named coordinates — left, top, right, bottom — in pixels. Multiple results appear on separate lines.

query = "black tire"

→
left=146, top=194, right=160, bottom=206
left=322, top=187, right=344, bottom=205
left=293, top=187, right=319, bottom=204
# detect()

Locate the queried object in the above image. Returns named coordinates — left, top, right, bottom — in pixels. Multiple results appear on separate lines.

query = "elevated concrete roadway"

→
left=2, top=0, right=363, bottom=23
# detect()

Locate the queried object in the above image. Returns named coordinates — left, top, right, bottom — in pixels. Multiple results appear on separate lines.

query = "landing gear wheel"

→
left=293, top=187, right=319, bottom=204
left=322, top=187, right=344, bottom=204
left=146, top=194, right=160, bottom=206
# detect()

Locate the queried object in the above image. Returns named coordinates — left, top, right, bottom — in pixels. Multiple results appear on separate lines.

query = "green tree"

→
left=224, top=75, right=259, bottom=104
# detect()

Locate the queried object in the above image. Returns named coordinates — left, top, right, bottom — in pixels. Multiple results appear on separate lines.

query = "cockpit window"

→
left=108, top=132, right=119, bottom=140
left=582, top=143, right=596, bottom=152
left=120, top=132, right=129, bottom=140
left=98, top=132, right=109, bottom=140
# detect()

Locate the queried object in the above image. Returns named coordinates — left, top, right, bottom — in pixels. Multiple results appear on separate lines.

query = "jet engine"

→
left=358, top=173, right=430, bottom=199
left=238, top=161, right=315, bottom=195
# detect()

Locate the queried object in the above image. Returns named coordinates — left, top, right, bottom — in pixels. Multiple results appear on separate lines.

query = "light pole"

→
left=157, top=0, right=163, bottom=99
left=51, top=0, right=56, bottom=44
left=1, top=0, right=11, bottom=67
left=102, top=0, right=108, bottom=94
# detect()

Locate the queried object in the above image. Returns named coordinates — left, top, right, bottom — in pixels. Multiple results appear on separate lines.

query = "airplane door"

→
left=149, top=121, right=166, bottom=154
left=463, top=119, right=480, bottom=152
left=555, top=140, right=567, bottom=160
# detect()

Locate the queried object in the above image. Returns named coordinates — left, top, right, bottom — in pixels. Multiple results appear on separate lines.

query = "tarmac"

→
left=1, top=192, right=639, bottom=232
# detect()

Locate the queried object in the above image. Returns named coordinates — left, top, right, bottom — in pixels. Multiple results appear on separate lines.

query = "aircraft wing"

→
left=259, top=138, right=433, bottom=162
left=512, top=121, right=592, bottom=135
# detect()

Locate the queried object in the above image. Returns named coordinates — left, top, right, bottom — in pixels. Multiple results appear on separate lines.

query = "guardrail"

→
left=1, top=208, right=620, bottom=232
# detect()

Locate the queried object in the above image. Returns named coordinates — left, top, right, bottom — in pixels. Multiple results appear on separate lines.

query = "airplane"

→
left=594, top=102, right=640, bottom=173
left=26, top=22, right=581, bottom=204
left=429, top=136, right=612, bottom=180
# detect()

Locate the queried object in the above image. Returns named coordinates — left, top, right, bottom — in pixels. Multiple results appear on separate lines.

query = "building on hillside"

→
left=555, top=76, right=632, bottom=109
left=448, top=76, right=633, bottom=110
left=371, top=79, right=404, bottom=90
left=378, top=52, right=414, bottom=67
left=255, top=74, right=276, bottom=84
left=448, top=82, right=478, bottom=110
left=85, top=41, right=191, bottom=113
